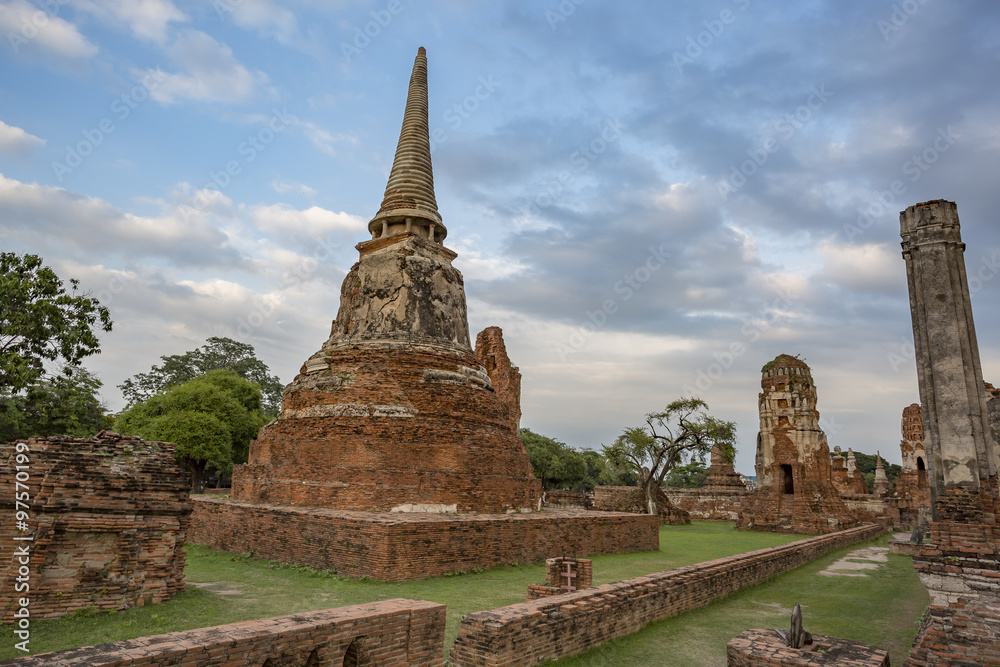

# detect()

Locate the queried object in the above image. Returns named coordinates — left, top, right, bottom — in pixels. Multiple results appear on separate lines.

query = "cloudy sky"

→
left=2, top=0, right=998, bottom=475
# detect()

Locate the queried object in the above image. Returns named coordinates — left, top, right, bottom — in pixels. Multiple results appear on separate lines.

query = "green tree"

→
left=852, top=451, right=902, bottom=492
left=118, top=336, right=283, bottom=415
left=0, top=253, right=112, bottom=391
left=114, top=369, right=268, bottom=492
left=520, top=428, right=586, bottom=490
left=0, top=365, right=109, bottom=441
left=664, top=462, right=708, bottom=488
left=603, top=398, right=736, bottom=516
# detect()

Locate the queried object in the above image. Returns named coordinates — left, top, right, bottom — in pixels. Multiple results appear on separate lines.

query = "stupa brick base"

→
left=189, top=498, right=658, bottom=581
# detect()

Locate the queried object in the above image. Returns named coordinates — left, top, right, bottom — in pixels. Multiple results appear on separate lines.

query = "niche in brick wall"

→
left=781, top=464, right=794, bottom=494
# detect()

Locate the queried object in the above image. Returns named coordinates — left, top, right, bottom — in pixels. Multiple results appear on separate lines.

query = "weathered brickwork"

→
left=542, top=489, right=591, bottom=510
left=475, top=326, right=522, bottom=433
left=189, top=498, right=658, bottom=581
left=232, top=338, right=541, bottom=514
left=667, top=488, right=749, bottom=521
left=727, top=630, right=889, bottom=666
left=592, top=485, right=691, bottom=524
left=738, top=355, right=867, bottom=534
left=0, top=433, right=191, bottom=623
left=830, top=447, right=868, bottom=496
left=526, top=557, right=593, bottom=600
left=12, top=599, right=446, bottom=666
left=450, top=524, right=886, bottom=667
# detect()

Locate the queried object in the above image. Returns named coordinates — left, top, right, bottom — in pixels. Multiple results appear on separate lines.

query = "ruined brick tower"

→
left=736, top=354, right=862, bottom=533
left=893, top=403, right=931, bottom=527
left=231, top=47, right=541, bottom=514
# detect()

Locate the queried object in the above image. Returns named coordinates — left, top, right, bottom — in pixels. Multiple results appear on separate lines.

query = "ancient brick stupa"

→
left=232, top=47, right=541, bottom=514
left=736, top=354, right=863, bottom=534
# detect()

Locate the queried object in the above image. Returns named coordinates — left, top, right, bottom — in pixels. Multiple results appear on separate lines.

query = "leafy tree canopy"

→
left=519, top=428, right=623, bottom=492
left=118, top=336, right=283, bottom=415
left=0, top=253, right=112, bottom=391
left=663, top=462, right=708, bottom=489
left=0, top=365, right=110, bottom=441
left=603, top=398, right=736, bottom=516
left=114, top=369, right=268, bottom=492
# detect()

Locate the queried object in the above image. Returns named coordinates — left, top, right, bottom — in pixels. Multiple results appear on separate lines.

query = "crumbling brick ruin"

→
left=728, top=629, right=889, bottom=667
left=899, top=199, right=1000, bottom=666
left=890, top=404, right=931, bottom=528
left=0, top=433, right=191, bottom=622
left=231, top=48, right=541, bottom=515
left=736, top=354, right=866, bottom=534
left=667, top=443, right=750, bottom=521
left=830, top=446, right=869, bottom=496
left=592, top=485, right=691, bottom=524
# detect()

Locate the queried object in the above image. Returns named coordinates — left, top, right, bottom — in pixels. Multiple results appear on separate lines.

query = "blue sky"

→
left=2, top=0, right=999, bottom=476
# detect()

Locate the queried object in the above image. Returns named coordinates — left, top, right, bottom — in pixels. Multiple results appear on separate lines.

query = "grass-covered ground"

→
left=0, top=522, right=928, bottom=664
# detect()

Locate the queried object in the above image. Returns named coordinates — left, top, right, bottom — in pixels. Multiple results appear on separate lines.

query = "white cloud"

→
left=0, top=0, right=98, bottom=60
left=271, top=177, right=316, bottom=196
left=818, top=240, right=902, bottom=293
left=0, top=120, right=45, bottom=156
left=70, top=0, right=186, bottom=44
left=146, top=29, right=262, bottom=104
left=246, top=203, right=365, bottom=237
left=300, top=120, right=358, bottom=157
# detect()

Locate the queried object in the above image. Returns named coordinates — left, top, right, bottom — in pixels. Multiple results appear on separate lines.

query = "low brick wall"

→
left=450, top=524, right=886, bottom=666
left=10, top=599, right=445, bottom=666
left=666, top=487, right=749, bottom=521
left=190, top=498, right=658, bottom=581
left=727, top=629, right=889, bottom=666
left=543, top=490, right=591, bottom=510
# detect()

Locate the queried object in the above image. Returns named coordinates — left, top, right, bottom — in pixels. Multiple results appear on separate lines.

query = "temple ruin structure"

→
left=899, top=199, right=1000, bottom=666
left=736, top=354, right=864, bottom=533
left=231, top=47, right=541, bottom=514
left=890, top=404, right=932, bottom=528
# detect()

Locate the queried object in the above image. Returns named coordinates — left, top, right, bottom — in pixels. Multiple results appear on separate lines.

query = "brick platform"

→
left=189, top=498, right=658, bottom=581
left=667, top=487, right=749, bottom=521
left=8, top=599, right=445, bottom=666
left=0, top=434, right=191, bottom=623
left=450, top=524, right=886, bottom=666
left=727, top=630, right=889, bottom=666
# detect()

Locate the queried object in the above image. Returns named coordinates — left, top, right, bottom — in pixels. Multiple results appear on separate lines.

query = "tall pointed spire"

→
left=369, top=47, right=446, bottom=243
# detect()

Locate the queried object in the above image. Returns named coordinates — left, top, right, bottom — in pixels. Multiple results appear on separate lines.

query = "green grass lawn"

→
left=0, top=523, right=927, bottom=664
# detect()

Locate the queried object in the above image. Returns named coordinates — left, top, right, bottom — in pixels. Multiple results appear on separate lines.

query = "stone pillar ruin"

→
left=899, top=199, right=1000, bottom=666
left=894, top=404, right=931, bottom=528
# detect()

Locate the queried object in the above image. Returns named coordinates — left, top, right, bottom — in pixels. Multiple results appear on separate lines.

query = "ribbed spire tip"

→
left=417, top=46, right=426, bottom=56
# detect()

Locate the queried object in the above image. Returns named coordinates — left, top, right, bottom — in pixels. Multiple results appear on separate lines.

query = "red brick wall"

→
left=475, top=326, right=521, bottom=433
left=727, top=630, right=889, bottom=666
left=0, top=434, right=191, bottom=623
left=189, top=498, right=658, bottom=581
left=593, top=486, right=690, bottom=524
left=450, top=524, right=886, bottom=666
left=12, top=599, right=445, bottom=666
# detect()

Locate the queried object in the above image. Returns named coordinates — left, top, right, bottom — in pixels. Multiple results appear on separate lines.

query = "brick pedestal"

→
left=727, top=630, right=889, bottom=666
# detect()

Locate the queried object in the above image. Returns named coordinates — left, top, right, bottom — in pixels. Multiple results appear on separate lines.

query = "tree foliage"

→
left=114, top=369, right=268, bottom=492
left=0, top=365, right=109, bottom=441
left=603, top=398, right=736, bottom=516
left=0, top=253, right=112, bottom=391
left=520, top=428, right=623, bottom=492
left=118, top=336, right=283, bottom=416
left=663, top=462, right=708, bottom=488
